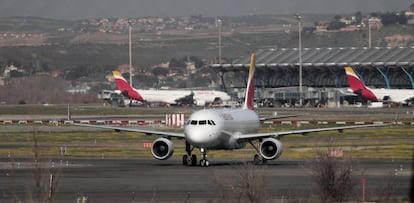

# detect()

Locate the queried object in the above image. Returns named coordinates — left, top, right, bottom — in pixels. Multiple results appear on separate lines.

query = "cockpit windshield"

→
left=187, top=120, right=216, bottom=126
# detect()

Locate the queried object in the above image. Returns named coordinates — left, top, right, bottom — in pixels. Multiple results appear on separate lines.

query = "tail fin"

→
left=243, top=54, right=256, bottom=110
left=344, top=67, right=368, bottom=92
left=344, top=67, right=378, bottom=101
left=112, top=71, right=143, bottom=101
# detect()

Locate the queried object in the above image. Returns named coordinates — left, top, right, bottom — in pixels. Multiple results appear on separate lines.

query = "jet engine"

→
left=259, top=138, right=283, bottom=160
left=194, top=100, right=206, bottom=106
left=151, top=138, right=174, bottom=160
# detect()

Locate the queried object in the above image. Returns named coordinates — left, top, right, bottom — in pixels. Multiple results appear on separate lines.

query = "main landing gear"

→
left=182, top=141, right=197, bottom=166
left=182, top=141, right=209, bottom=167
left=249, top=141, right=267, bottom=165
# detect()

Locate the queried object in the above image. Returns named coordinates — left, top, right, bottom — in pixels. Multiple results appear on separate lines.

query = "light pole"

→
left=295, top=14, right=303, bottom=106
left=216, top=19, right=222, bottom=64
left=128, top=20, right=133, bottom=86
left=368, top=18, right=372, bottom=48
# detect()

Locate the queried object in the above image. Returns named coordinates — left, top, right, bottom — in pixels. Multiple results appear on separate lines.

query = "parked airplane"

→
left=345, top=67, right=414, bottom=103
left=112, top=70, right=230, bottom=106
left=75, top=55, right=387, bottom=167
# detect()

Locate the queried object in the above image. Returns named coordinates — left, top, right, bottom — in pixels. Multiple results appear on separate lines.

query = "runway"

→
left=0, top=157, right=411, bottom=202
left=0, top=106, right=412, bottom=202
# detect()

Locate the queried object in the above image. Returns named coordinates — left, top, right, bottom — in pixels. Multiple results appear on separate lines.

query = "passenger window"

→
left=190, top=120, right=197, bottom=125
left=199, top=120, right=207, bottom=125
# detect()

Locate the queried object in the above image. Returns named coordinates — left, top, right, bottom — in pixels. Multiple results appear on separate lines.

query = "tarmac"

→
left=0, top=106, right=413, bottom=202
left=0, top=157, right=411, bottom=202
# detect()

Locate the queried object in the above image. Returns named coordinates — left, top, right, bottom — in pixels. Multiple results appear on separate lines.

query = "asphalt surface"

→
left=0, top=107, right=413, bottom=202
left=0, top=157, right=411, bottom=202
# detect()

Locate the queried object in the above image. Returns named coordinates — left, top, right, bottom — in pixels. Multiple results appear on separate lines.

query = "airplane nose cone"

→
left=185, top=128, right=218, bottom=147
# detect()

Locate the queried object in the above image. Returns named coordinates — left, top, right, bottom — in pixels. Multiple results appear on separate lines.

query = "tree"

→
left=9, top=70, right=24, bottom=78
left=334, top=15, right=342, bottom=21
left=327, top=21, right=346, bottom=30
left=310, top=143, right=357, bottom=202
left=355, top=11, right=363, bottom=24
left=151, top=67, right=169, bottom=77
left=380, top=12, right=407, bottom=25
left=211, top=163, right=269, bottom=202
left=168, top=57, right=185, bottom=69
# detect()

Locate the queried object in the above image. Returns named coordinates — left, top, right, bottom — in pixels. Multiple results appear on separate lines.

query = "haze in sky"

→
left=0, top=0, right=410, bottom=20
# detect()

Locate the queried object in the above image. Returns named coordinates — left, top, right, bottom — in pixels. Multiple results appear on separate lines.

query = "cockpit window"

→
left=189, top=120, right=216, bottom=126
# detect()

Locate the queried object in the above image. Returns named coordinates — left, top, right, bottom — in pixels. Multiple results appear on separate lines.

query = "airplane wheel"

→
left=182, top=155, right=188, bottom=165
left=253, top=154, right=261, bottom=165
left=191, top=155, right=197, bottom=166
left=200, top=159, right=208, bottom=167
left=200, top=159, right=209, bottom=167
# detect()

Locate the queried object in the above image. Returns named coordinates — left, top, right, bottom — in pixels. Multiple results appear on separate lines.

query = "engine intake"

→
left=259, top=138, right=283, bottom=160
left=151, top=138, right=174, bottom=160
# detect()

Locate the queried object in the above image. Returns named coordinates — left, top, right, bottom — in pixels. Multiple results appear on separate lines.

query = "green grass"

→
left=0, top=104, right=192, bottom=115
left=0, top=125, right=411, bottom=160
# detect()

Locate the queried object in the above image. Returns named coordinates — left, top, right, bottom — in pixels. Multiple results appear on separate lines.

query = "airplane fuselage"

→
left=369, top=88, right=414, bottom=103
left=134, top=89, right=230, bottom=105
left=184, top=108, right=260, bottom=150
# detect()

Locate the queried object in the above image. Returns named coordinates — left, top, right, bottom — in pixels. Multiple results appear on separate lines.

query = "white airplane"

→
left=76, top=54, right=387, bottom=167
left=345, top=67, right=414, bottom=103
left=112, top=71, right=231, bottom=106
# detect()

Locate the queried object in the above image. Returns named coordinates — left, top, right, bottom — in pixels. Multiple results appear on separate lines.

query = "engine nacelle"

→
left=259, top=138, right=283, bottom=160
left=194, top=100, right=206, bottom=106
left=151, top=138, right=174, bottom=160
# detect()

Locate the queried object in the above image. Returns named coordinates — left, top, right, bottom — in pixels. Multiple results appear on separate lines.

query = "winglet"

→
left=112, top=71, right=144, bottom=101
left=243, top=54, right=256, bottom=110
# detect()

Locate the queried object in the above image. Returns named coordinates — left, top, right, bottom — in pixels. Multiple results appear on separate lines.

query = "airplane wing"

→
left=237, top=123, right=388, bottom=141
left=72, top=123, right=185, bottom=138
left=260, top=114, right=302, bottom=121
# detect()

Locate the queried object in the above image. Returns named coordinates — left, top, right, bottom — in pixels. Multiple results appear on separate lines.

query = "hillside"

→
left=1, top=14, right=414, bottom=104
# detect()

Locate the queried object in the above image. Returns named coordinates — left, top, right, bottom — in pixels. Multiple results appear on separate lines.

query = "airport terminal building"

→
left=212, top=47, right=414, bottom=107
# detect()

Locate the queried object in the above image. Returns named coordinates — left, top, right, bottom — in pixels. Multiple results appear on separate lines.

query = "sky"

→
left=0, top=0, right=411, bottom=20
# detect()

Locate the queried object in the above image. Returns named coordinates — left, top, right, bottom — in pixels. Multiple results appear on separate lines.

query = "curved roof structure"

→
left=210, top=47, right=414, bottom=89
left=212, top=47, right=414, bottom=68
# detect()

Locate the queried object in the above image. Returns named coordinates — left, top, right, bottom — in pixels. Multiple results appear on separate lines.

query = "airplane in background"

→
left=112, top=71, right=230, bottom=106
left=75, top=54, right=387, bottom=167
left=345, top=67, right=414, bottom=103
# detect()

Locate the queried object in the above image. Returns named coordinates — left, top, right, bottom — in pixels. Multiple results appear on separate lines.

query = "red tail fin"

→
left=243, top=54, right=256, bottom=110
left=344, top=67, right=368, bottom=92
left=112, top=71, right=143, bottom=101
left=344, top=67, right=378, bottom=101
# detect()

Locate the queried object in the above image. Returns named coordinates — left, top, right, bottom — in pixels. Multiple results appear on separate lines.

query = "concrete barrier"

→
left=18, top=120, right=28, bottom=125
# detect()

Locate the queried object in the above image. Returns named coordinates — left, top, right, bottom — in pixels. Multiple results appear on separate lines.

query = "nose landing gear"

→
left=199, top=148, right=209, bottom=167
left=182, top=142, right=210, bottom=167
